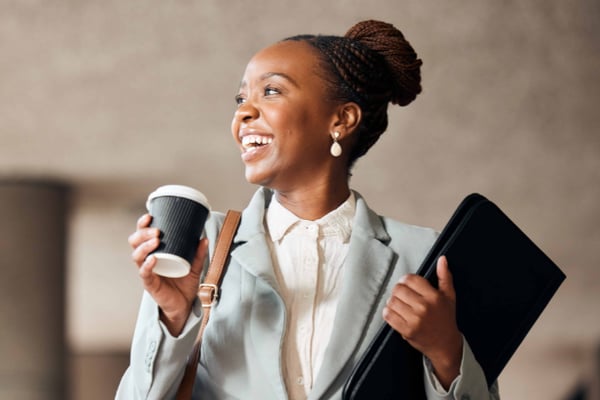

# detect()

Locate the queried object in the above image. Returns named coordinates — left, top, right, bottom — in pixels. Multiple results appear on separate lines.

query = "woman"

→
left=117, top=20, right=500, bottom=399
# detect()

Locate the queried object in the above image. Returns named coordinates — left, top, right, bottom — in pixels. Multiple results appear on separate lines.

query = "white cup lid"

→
left=151, top=253, right=191, bottom=278
left=146, top=185, right=211, bottom=211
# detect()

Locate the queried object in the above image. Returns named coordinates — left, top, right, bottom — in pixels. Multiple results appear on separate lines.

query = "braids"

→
left=284, top=20, right=422, bottom=167
left=345, top=20, right=422, bottom=107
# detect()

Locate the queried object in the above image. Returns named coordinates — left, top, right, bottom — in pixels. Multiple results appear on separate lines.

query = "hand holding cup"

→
left=128, top=185, right=211, bottom=335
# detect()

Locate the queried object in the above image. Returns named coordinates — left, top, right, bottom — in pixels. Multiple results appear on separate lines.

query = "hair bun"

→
left=345, top=20, right=422, bottom=106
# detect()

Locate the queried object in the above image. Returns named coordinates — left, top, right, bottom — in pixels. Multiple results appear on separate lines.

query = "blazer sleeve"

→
left=114, top=291, right=204, bottom=400
left=423, top=336, right=501, bottom=400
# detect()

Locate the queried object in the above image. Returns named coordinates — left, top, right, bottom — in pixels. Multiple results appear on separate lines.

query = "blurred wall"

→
left=1, top=1, right=599, bottom=399
left=0, top=183, right=68, bottom=400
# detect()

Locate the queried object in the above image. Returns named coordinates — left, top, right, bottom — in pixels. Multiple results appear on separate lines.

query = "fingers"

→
left=128, top=214, right=161, bottom=266
left=397, top=273, right=435, bottom=297
left=383, top=278, right=421, bottom=334
left=385, top=264, right=460, bottom=356
left=436, top=256, right=456, bottom=301
left=136, top=213, right=152, bottom=229
left=383, top=297, right=408, bottom=331
left=128, top=219, right=160, bottom=247
left=383, top=274, right=442, bottom=340
left=392, top=276, right=425, bottom=306
left=131, top=237, right=160, bottom=266
left=138, top=254, right=160, bottom=291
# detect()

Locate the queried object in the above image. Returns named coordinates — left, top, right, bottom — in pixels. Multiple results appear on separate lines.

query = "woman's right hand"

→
left=128, top=213, right=209, bottom=336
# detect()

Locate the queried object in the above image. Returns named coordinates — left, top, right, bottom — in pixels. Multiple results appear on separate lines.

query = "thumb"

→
left=436, top=255, right=455, bottom=300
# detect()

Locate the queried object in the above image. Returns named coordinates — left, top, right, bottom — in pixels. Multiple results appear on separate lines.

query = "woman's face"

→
left=231, top=40, right=341, bottom=191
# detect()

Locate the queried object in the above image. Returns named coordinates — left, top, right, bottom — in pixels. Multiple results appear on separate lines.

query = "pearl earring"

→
left=330, top=131, right=342, bottom=157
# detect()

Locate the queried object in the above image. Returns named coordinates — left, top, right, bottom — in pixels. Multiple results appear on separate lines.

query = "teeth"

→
left=242, top=135, right=273, bottom=149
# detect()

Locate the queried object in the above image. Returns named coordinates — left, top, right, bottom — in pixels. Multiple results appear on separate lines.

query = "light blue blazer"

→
left=116, top=187, right=500, bottom=400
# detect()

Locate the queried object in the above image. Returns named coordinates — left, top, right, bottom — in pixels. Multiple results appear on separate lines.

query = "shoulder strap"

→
left=176, top=209, right=242, bottom=400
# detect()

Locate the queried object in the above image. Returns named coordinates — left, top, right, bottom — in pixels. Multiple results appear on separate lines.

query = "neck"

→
left=273, top=181, right=351, bottom=221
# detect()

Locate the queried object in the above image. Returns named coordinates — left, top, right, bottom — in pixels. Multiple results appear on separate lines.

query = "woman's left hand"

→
left=383, top=255, right=463, bottom=389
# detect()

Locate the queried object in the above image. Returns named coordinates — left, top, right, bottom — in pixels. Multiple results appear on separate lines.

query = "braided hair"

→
left=285, top=20, right=422, bottom=167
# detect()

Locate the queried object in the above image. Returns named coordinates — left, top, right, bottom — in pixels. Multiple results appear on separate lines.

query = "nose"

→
left=234, top=100, right=259, bottom=124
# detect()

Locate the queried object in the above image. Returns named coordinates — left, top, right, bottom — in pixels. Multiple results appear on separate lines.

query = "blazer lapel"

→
left=229, top=188, right=289, bottom=399
left=309, top=193, right=396, bottom=399
left=230, top=187, right=280, bottom=285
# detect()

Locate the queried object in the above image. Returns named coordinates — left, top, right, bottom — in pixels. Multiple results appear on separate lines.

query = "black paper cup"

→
left=145, top=185, right=211, bottom=278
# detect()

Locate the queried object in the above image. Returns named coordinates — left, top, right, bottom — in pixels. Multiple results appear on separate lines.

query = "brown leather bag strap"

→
left=176, top=210, right=241, bottom=400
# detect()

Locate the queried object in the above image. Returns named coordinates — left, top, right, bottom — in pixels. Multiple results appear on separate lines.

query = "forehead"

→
left=241, top=40, right=322, bottom=84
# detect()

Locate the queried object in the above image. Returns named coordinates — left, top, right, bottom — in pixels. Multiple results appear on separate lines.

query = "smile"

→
left=241, top=135, right=273, bottom=152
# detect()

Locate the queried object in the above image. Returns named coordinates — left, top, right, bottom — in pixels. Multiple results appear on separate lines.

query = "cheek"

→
left=262, top=107, right=288, bottom=132
left=271, top=108, right=321, bottom=138
left=231, top=115, right=239, bottom=141
left=264, top=102, right=332, bottom=150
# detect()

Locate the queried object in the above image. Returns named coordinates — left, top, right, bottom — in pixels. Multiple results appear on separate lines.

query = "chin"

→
left=244, top=168, right=270, bottom=187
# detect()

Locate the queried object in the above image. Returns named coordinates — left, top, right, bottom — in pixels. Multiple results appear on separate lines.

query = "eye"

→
left=235, top=94, right=246, bottom=106
left=264, top=86, right=280, bottom=96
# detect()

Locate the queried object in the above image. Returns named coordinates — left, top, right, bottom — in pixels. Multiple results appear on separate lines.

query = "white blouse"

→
left=265, top=193, right=356, bottom=400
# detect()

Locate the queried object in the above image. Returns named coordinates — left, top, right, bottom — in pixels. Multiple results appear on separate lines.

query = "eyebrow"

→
left=239, top=72, right=300, bottom=90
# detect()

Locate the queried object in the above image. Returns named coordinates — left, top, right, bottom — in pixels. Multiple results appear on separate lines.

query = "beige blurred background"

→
left=1, top=1, right=599, bottom=399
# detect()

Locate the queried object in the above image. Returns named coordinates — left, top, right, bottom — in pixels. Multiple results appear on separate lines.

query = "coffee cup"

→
left=145, top=185, right=211, bottom=277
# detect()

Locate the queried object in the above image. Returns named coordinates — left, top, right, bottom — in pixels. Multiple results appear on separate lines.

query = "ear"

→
left=331, top=102, right=361, bottom=138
